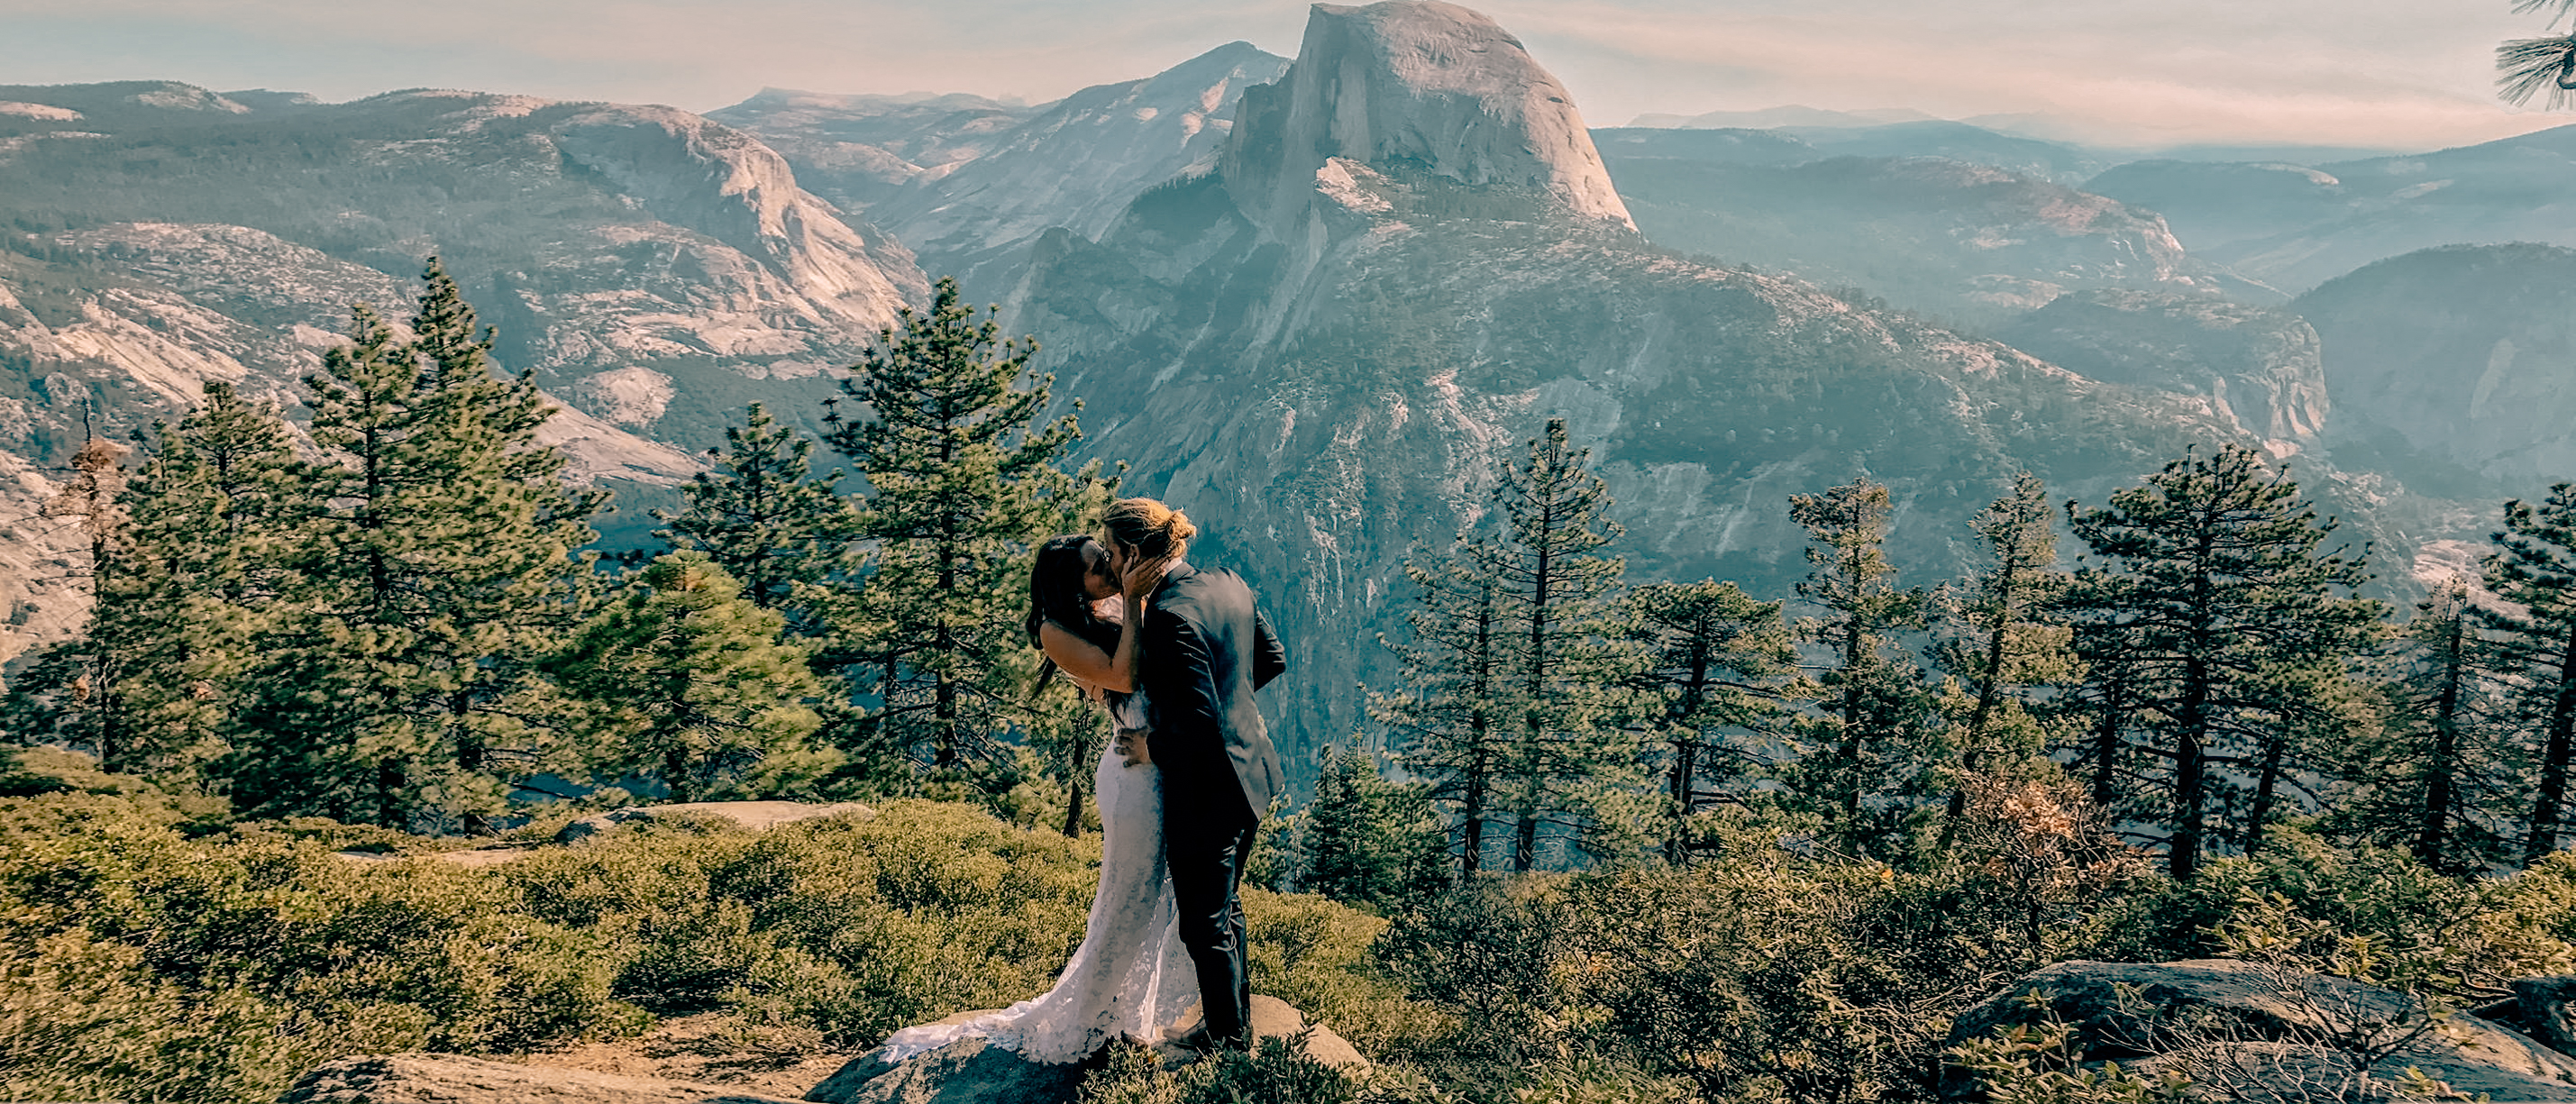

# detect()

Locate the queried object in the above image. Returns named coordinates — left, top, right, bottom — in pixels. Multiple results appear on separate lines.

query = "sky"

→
left=0, top=0, right=2566, bottom=152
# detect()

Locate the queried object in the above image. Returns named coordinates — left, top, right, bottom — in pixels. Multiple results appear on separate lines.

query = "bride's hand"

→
left=1121, top=556, right=1167, bottom=607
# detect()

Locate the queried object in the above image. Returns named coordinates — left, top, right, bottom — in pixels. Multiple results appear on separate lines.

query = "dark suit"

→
left=1137, top=560, right=1285, bottom=1048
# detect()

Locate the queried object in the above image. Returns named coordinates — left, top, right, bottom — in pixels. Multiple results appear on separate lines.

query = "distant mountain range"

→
left=3, top=2, right=2573, bottom=771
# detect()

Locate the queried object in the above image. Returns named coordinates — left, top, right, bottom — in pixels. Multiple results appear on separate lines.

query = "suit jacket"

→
left=1138, top=561, right=1288, bottom=831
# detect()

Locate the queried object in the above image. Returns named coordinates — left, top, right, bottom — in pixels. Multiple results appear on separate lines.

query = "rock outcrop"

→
left=806, top=996, right=1364, bottom=1104
left=1996, top=289, right=2329, bottom=448
left=860, top=42, right=1289, bottom=297
left=555, top=801, right=875, bottom=844
left=1218, top=0, right=1634, bottom=240
left=1943, top=960, right=2576, bottom=1103
left=277, top=997, right=1360, bottom=1104
left=279, top=1054, right=806, bottom=1104
left=2295, top=242, right=2576, bottom=491
left=1606, top=152, right=2234, bottom=327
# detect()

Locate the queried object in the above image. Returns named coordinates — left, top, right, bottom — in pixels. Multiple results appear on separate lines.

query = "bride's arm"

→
left=1036, top=561, right=1168, bottom=695
left=1038, top=622, right=1127, bottom=692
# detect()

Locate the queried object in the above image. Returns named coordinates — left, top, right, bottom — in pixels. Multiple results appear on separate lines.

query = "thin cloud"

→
left=0, top=0, right=2562, bottom=148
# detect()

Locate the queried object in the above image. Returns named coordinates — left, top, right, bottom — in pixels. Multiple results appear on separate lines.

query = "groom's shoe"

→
left=1164, top=1025, right=1218, bottom=1057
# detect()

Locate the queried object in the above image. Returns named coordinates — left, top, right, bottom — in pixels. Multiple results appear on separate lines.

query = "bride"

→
left=860, top=533, right=1200, bottom=1067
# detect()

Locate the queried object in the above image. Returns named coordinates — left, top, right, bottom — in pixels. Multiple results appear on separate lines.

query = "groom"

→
left=1100, top=497, right=1287, bottom=1054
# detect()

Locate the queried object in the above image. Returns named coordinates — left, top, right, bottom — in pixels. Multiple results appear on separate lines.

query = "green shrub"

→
left=0, top=794, right=642, bottom=1103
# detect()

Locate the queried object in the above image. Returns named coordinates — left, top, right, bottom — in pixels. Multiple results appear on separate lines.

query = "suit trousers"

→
left=1166, top=818, right=1257, bottom=1047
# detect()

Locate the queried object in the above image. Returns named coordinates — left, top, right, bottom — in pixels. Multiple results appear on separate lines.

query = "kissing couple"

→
left=863, top=496, right=1289, bottom=1067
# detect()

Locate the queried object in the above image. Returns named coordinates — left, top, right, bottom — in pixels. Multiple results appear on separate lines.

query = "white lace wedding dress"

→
left=862, top=700, right=1201, bottom=1065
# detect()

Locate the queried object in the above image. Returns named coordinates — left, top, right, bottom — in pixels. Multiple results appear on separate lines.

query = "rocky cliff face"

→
left=705, top=90, right=1041, bottom=216
left=859, top=42, right=1290, bottom=297
left=2086, top=125, right=2576, bottom=293
left=1996, top=289, right=2330, bottom=449
left=1606, top=152, right=2244, bottom=326
left=0, top=83, right=933, bottom=671
left=2295, top=243, right=2576, bottom=494
left=0, top=84, right=927, bottom=421
left=1219, top=0, right=1633, bottom=242
left=1004, top=1, right=2256, bottom=774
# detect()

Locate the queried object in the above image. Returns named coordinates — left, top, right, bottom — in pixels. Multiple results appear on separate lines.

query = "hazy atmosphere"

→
left=24, top=1, right=2576, bottom=1102
left=1, top=0, right=2558, bottom=149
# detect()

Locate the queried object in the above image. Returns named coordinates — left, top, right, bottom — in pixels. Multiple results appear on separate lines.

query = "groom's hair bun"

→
left=1101, top=497, right=1195, bottom=561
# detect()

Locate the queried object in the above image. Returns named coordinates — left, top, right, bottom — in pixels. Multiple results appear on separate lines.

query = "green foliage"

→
left=2481, top=483, right=2576, bottom=864
left=2060, top=445, right=2386, bottom=880
left=1777, top=477, right=1936, bottom=862
left=2326, top=580, right=2521, bottom=875
left=820, top=276, right=1086, bottom=776
left=1624, top=579, right=1794, bottom=863
left=0, top=794, right=641, bottom=1104
left=1279, top=745, right=1451, bottom=912
left=225, top=260, right=605, bottom=830
left=551, top=553, right=839, bottom=803
left=653, top=402, right=854, bottom=629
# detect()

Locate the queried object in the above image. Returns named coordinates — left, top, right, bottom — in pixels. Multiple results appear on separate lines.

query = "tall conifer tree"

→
left=553, top=553, right=837, bottom=802
left=2330, top=579, right=2517, bottom=873
left=1476, top=419, right=1640, bottom=871
left=1932, top=473, right=2074, bottom=854
left=822, top=278, right=1080, bottom=773
left=1778, top=477, right=1934, bottom=861
left=2, top=432, right=131, bottom=759
left=92, top=384, right=305, bottom=784
left=2060, top=445, right=2381, bottom=880
left=2482, top=484, right=2576, bottom=865
left=1374, top=538, right=1509, bottom=874
left=236, top=260, right=601, bottom=828
left=1625, top=579, right=1793, bottom=864
left=656, top=403, right=853, bottom=630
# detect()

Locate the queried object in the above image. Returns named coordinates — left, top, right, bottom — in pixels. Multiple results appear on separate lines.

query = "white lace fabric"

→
left=863, top=738, right=1201, bottom=1065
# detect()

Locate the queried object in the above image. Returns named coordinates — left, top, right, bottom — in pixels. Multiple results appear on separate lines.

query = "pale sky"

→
left=0, top=0, right=2563, bottom=151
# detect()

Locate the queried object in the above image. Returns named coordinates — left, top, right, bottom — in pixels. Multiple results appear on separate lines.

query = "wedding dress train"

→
left=862, top=735, right=1201, bottom=1065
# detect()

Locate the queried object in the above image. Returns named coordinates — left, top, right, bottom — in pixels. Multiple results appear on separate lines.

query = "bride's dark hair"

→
left=1027, top=534, right=1124, bottom=693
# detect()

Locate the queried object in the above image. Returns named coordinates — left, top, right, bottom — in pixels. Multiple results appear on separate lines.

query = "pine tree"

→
left=1777, top=476, right=1934, bottom=861
left=2482, top=484, right=2576, bottom=865
left=553, top=553, right=837, bottom=802
left=234, top=260, right=603, bottom=829
left=89, top=383, right=306, bottom=785
left=1290, top=744, right=1449, bottom=909
left=2329, top=579, right=2517, bottom=874
left=655, top=403, right=853, bottom=630
left=1476, top=419, right=1641, bottom=871
left=2060, top=445, right=2383, bottom=880
left=1625, top=578, right=1793, bottom=863
left=5, top=430, right=130, bottom=760
left=822, top=278, right=1081, bottom=775
left=1932, top=473, right=2075, bottom=855
left=1375, top=537, right=1509, bottom=874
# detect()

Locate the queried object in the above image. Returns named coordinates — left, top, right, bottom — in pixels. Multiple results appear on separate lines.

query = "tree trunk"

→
left=2245, top=731, right=2286, bottom=856
left=1060, top=733, right=1088, bottom=837
left=2088, top=680, right=2124, bottom=813
left=1459, top=748, right=1487, bottom=875
left=1937, top=560, right=2023, bottom=855
left=2524, top=625, right=2576, bottom=866
left=2417, top=616, right=2468, bottom=872
left=2171, top=658, right=2211, bottom=882
left=1665, top=737, right=1696, bottom=865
